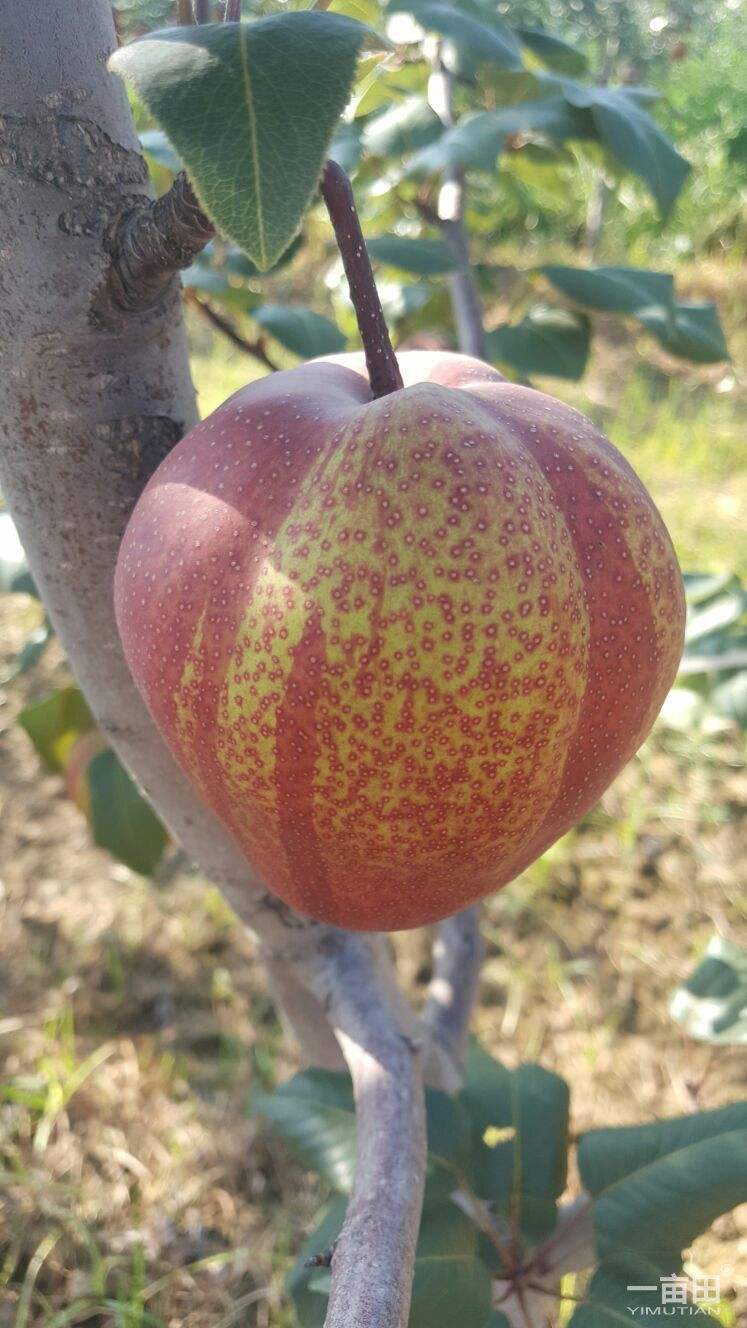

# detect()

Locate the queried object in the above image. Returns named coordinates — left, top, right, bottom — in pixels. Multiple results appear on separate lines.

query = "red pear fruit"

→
left=114, top=351, right=685, bottom=930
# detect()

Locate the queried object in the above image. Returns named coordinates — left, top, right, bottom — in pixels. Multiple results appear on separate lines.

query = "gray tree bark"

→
left=0, top=6, right=478, bottom=1325
left=427, top=50, right=487, bottom=360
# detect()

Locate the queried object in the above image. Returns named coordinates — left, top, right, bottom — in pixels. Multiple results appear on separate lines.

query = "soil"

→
left=0, top=591, right=745, bottom=1325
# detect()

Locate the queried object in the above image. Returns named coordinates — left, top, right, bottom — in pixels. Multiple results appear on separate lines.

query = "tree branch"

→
left=427, top=50, right=487, bottom=360
left=452, top=1189, right=595, bottom=1325
left=304, top=933, right=427, bottom=1328
left=0, top=12, right=472, bottom=1327
left=262, top=928, right=461, bottom=1092
left=492, top=1196, right=595, bottom=1326
left=263, top=952, right=347, bottom=1073
left=0, top=0, right=385, bottom=1077
left=185, top=289, right=280, bottom=371
left=0, top=7, right=470, bottom=1093
left=423, top=907, right=483, bottom=1071
left=224, top=0, right=241, bottom=19
left=583, top=41, right=615, bottom=259
left=106, top=172, right=215, bottom=313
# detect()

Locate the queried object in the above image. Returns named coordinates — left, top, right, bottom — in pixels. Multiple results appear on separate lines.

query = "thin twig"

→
left=423, top=907, right=483, bottom=1070
left=303, top=932, right=427, bottom=1328
left=413, top=195, right=440, bottom=227
left=427, top=49, right=486, bottom=359
left=319, top=160, right=403, bottom=398
left=529, top=1194, right=595, bottom=1275
left=107, top=172, right=214, bottom=313
left=263, top=953, right=346, bottom=1072
left=451, top=1186, right=513, bottom=1273
left=491, top=1196, right=595, bottom=1328
left=583, top=41, right=615, bottom=258
left=185, top=290, right=280, bottom=371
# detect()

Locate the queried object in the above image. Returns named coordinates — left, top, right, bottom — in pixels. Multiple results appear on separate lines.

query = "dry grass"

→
left=1, top=279, right=746, bottom=1326
left=1, top=620, right=745, bottom=1325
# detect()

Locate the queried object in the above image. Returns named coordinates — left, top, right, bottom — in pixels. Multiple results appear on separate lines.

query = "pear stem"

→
left=320, top=160, right=404, bottom=398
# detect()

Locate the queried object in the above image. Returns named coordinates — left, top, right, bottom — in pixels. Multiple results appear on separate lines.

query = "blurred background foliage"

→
left=1, top=0, right=745, bottom=1323
left=122, top=0, right=745, bottom=574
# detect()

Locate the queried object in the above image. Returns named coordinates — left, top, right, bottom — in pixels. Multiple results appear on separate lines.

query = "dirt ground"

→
left=0, top=581, right=745, bottom=1327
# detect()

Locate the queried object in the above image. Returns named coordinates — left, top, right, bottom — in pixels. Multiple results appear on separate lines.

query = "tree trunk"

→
left=427, top=50, right=486, bottom=360
left=0, top=10, right=473, bottom=1322
left=0, top=0, right=345, bottom=1054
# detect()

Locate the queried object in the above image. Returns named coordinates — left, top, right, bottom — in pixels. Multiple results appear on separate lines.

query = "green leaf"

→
left=387, top=1, right=522, bottom=70
left=440, top=36, right=479, bottom=85
left=671, top=935, right=747, bottom=1044
left=221, top=234, right=304, bottom=279
left=363, top=96, right=443, bottom=157
left=569, top=1263, right=712, bottom=1326
left=19, top=686, right=95, bottom=774
left=138, top=128, right=181, bottom=174
left=461, top=1042, right=570, bottom=1243
left=5, top=569, right=38, bottom=598
left=6, top=623, right=52, bottom=681
left=540, top=264, right=675, bottom=317
left=252, top=305, right=347, bottom=359
left=727, top=124, right=747, bottom=167
left=109, top=14, right=370, bottom=270
left=683, top=572, right=739, bottom=607
left=409, top=1205, right=493, bottom=1328
left=539, top=266, right=728, bottom=365
left=329, top=119, right=363, bottom=174
left=711, top=670, right=747, bottom=727
left=378, top=279, right=437, bottom=323
left=367, top=235, right=456, bottom=275
left=286, top=1197, right=348, bottom=1328
left=516, top=27, right=587, bottom=77
left=114, top=0, right=173, bottom=24
left=408, top=98, right=594, bottom=174
left=253, top=1069, right=357, bottom=1192
left=409, top=112, right=505, bottom=174
left=500, top=97, right=596, bottom=144
left=485, top=307, right=590, bottom=381
left=350, top=55, right=423, bottom=118
left=618, top=85, right=660, bottom=107
left=578, top=1102, right=747, bottom=1195
left=639, top=301, right=729, bottom=363
left=286, top=1200, right=493, bottom=1328
left=588, top=88, right=691, bottom=218
left=329, top=0, right=383, bottom=26
left=182, top=260, right=262, bottom=315
left=422, top=1086, right=473, bottom=1186
left=579, top=1136, right=739, bottom=1322
left=181, top=264, right=235, bottom=297
left=675, top=576, right=746, bottom=727
left=254, top=1068, right=471, bottom=1200
left=571, top=1122, right=747, bottom=1326
left=684, top=587, right=746, bottom=645
left=87, top=749, right=168, bottom=876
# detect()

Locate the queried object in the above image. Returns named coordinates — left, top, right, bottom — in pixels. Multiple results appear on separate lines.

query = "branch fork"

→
left=107, top=171, right=214, bottom=312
